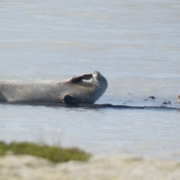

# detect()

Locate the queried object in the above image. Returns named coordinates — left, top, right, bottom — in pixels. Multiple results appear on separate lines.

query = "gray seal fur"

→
left=0, top=71, right=108, bottom=104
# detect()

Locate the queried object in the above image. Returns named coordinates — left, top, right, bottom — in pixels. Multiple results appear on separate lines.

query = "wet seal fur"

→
left=0, top=71, right=108, bottom=105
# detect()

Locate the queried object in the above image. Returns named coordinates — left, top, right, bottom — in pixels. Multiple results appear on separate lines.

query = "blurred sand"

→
left=0, top=154, right=180, bottom=180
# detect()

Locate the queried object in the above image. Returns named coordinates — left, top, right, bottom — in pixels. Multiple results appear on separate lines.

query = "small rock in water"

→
left=162, top=101, right=171, bottom=105
left=148, top=96, right=156, bottom=100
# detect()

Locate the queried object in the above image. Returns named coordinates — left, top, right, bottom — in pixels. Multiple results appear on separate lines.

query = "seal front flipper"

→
left=0, top=92, right=7, bottom=102
left=62, top=94, right=78, bottom=105
left=70, top=74, right=92, bottom=83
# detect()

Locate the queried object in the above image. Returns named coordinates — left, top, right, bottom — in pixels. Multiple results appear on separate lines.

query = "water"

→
left=0, top=0, right=180, bottom=160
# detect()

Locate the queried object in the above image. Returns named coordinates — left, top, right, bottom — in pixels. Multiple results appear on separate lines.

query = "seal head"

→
left=91, top=71, right=108, bottom=99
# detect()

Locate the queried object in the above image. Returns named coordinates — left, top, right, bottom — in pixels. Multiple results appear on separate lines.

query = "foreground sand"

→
left=0, top=154, right=180, bottom=180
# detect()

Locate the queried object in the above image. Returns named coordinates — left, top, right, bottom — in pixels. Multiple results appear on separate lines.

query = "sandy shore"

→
left=0, top=154, right=180, bottom=180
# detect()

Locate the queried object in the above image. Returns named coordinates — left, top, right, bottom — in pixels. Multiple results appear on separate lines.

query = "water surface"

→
left=0, top=0, right=180, bottom=160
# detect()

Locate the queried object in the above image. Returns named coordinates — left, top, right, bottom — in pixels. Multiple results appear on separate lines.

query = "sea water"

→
left=0, top=0, right=180, bottom=160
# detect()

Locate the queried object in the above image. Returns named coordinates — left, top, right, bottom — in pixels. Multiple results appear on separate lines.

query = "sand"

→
left=0, top=154, right=180, bottom=180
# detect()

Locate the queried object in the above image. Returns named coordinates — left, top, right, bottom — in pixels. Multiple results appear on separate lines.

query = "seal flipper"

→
left=70, top=74, right=92, bottom=84
left=62, top=94, right=78, bottom=105
left=0, top=92, right=7, bottom=102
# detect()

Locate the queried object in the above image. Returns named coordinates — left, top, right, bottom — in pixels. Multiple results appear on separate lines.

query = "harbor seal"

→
left=0, top=71, right=108, bottom=104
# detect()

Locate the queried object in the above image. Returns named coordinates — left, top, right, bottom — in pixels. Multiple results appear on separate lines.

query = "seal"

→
left=0, top=71, right=108, bottom=104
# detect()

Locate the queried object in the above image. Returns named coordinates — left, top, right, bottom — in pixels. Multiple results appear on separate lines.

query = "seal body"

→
left=0, top=71, right=108, bottom=104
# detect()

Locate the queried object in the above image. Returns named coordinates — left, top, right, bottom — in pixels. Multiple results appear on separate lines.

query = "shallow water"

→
left=0, top=0, right=180, bottom=160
